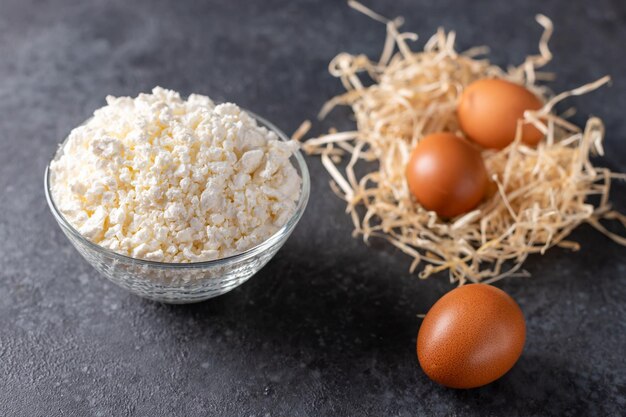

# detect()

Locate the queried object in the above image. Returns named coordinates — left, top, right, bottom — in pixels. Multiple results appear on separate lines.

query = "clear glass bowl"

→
left=44, top=110, right=310, bottom=304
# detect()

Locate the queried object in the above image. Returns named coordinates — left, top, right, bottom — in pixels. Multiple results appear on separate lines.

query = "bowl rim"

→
left=44, top=108, right=310, bottom=269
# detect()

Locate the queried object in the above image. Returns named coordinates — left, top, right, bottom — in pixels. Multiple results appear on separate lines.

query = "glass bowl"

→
left=44, top=110, right=310, bottom=304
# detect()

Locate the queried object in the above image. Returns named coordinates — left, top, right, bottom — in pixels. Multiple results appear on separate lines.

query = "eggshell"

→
left=458, top=78, right=543, bottom=149
left=417, top=284, right=526, bottom=389
left=405, top=132, right=488, bottom=218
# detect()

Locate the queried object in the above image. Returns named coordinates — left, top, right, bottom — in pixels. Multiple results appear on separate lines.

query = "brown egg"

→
left=458, top=78, right=544, bottom=149
left=417, top=284, right=526, bottom=389
left=405, top=132, right=488, bottom=218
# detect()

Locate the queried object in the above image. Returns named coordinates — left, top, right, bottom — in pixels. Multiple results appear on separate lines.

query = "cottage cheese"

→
left=50, top=87, right=301, bottom=262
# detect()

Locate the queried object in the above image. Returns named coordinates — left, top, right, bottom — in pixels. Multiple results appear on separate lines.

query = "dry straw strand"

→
left=303, top=2, right=626, bottom=283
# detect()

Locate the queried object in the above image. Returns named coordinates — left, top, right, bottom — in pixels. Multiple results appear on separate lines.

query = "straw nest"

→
left=296, top=1, right=626, bottom=284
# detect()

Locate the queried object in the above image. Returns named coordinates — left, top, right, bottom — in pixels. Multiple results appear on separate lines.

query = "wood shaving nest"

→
left=297, top=1, right=626, bottom=284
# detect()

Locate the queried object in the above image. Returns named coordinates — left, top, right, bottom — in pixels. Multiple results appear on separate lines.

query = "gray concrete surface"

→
left=0, top=0, right=625, bottom=415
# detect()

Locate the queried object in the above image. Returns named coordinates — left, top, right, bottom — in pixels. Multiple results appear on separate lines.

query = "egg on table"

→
left=417, top=284, right=526, bottom=389
left=457, top=78, right=544, bottom=149
left=405, top=132, right=488, bottom=218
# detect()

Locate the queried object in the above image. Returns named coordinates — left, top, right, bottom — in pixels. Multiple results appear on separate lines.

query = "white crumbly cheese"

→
left=50, top=87, right=301, bottom=263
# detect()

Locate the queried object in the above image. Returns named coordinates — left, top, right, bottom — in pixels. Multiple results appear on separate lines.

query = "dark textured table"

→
left=1, top=0, right=625, bottom=415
